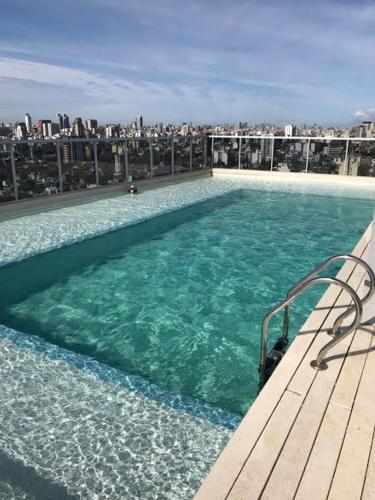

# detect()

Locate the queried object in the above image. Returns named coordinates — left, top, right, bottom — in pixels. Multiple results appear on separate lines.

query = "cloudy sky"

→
left=0, top=0, right=374, bottom=125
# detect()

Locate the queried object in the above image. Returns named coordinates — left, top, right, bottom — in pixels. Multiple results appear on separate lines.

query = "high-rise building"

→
left=16, top=122, right=27, bottom=139
left=42, top=121, right=52, bottom=137
left=25, top=113, right=32, bottom=133
left=106, top=125, right=115, bottom=138
left=136, top=115, right=143, bottom=130
left=72, top=117, right=84, bottom=137
left=37, top=119, right=51, bottom=135
left=285, top=124, right=296, bottom=137
left=57, top=113, right=64, bottom=130
left=86, top=119, right=98, bottom=131
left=63, top=113, right=70, bottom=129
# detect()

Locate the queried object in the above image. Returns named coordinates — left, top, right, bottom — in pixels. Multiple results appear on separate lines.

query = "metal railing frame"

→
left=210, top=135, right=375, bottom=174
left=3, top=133, right=375, bottom=203
left=282, top=254, right=375, bottom=344
left=259, top=254, right=375, bottom=390
left=0, top=136, right=209, bottom=203
left=259, top=276, right=363, bottom=390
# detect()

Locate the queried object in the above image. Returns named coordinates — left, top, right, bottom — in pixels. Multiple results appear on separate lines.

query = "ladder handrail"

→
left=259, top=276, right=362, bottom=390
left=282, top=255, right=375, bottom=342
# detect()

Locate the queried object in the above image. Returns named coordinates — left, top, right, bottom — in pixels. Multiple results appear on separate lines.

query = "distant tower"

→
left=57, top=113, right=64, bottom=130
left=136, top=115, right=143, bottom=130
left=86, top=119, right=98, bottom=131
left=16, top=122, right=27, bottom=139
left=63, top=113, right=70, bottom=129
left=285, top=124, right=296, bottom=137
left=25, top=113, right=32, bottom=133
left=41, top=120, right=52, bottom=137
left=73, top=117, right=84, bottom=137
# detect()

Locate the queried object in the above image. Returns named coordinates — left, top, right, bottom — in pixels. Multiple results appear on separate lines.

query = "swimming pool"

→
left=0, top=185, right=373, bottom=419
left=1, top=174, right=375, bottom=498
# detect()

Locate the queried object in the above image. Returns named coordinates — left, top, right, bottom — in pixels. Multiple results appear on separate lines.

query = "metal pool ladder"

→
left=258, top=254, right=375, bottom=390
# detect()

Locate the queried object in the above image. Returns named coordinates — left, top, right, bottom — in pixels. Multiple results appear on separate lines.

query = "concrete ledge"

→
left=0, top=169, right=211, bottom=221
left=212, top=168, right=375, bottom=185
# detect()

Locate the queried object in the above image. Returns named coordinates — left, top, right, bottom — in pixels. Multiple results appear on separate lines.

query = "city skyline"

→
left=1, top=0, right=375, bottom=125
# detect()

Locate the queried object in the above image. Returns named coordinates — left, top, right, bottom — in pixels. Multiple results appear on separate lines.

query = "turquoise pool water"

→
left=0, top=188, right=373, bottom=416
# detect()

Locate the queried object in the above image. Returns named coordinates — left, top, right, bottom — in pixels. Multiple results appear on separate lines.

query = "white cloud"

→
left=353, top=108, right=375, bottom=120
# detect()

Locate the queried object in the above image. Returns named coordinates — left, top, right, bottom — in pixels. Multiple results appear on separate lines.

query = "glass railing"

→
left=0, top=136, right=210, bottom=203
left=3, top=134, right=375, bottom=204
left=127, top=139, right=151, bottom=181
left=192, top=136, right=207, bottom=170
left=273, top=139, right=307, bottom=172
left=151, top=139, right=172, bottom=177
left=60, top=141, right=96, bottom=192
left=0, top=144, right=16, bottom=202
left=15, top=142, right=59, bottom=198
left=173, top=137, right=190, bottom=173
left=212, top=138, right=240, bottom=168
left=347, top=141, right=375, bottom=177
left=307, top=140, right=346, bottom=175
left=210, top=135, right=375, bottom=176
left=97, top=141, right=125, bottom=185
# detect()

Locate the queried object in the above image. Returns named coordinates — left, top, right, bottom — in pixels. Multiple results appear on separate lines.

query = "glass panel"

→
left=174, top=137, right=190, bottom=173
left=308, top=140, right=344, bottom=174
left=348, top=141, right=375, bottom=177
left=128, top=140, right=151, bottom=180
left=61, top=142, right=96, bottom=192
left=0, top=144, right=15, bottom=202
left=240, top=138, right=272, bottom=170
left=14, top=142, right=59, bottom=199
left=273, top=139, right=306, bottom=172
left=212, top=138, right=239, bottom=168
left=152, top=140, right=172, bottom=177
left=192, top=136, right=206, bottom=170
left=97, top=141, right=124, bottom=185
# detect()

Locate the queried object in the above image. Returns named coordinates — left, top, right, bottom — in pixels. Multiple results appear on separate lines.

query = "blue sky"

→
left=0, top=0, right=374, bottom=125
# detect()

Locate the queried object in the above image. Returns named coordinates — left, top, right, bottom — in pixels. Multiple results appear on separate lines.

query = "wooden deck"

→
left=196, top=224, right=375, bottom=500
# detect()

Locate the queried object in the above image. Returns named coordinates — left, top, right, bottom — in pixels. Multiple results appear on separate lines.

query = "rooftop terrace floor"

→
left=196, top=223, right=375, bottom=500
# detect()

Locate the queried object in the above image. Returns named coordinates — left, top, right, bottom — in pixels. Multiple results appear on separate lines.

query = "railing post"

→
left=189, top=137, right=193, bottom=171
left=203, top=136, right=208, bottom=168
left=56, top=141, right=64, bottom=193
left=270, top=137, right=275, bottom=171
left=124, top=140, right=129, bottom=181
left=305, top=138, right=311, bottom=173
left=344, top=139, right=350, bottom=175
left=93, top=142, right=99, bottom=187
left=171, top=137, right=175, bottom=174
left=238, top=137, right=242, bottom=169
left=10, top=143, right=19, bottom=201
left=149, top=140, right=153, bottom=178
left=211, top=137, right=214, bottom=168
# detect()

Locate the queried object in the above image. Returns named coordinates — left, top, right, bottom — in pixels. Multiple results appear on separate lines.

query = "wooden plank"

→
left=328, top=331, right=375, bottom=500
left=294, top=401, right=351, bottom=500
left=262, top=318, right=372, bottom=500
left=362, top=429, right=375, bottom=500
left=330, top=324, right=374, bottom=410
left=227, top=391, right=302, bottom=500
left=295, top=331, right=370, bottom=500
